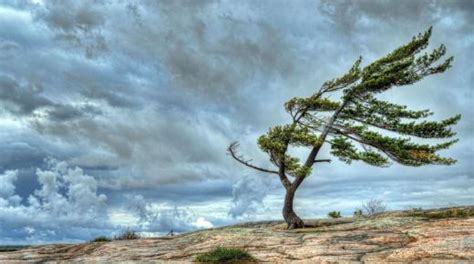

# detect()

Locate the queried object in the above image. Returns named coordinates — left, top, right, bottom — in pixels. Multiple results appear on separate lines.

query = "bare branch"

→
left=361, top=199, right=386, bottom=216
left=314, top=159, right=331, bottom=163
left=227, top=142, right=279, bottom=175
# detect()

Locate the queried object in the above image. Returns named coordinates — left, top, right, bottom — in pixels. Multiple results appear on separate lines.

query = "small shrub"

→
left=114, top=228, right=140, bottom=240
left=362, top=199, right=386, bottom=216
left=196, top=247, right=254, bottom=263
left=328, top=211, right=342, bottom=218
left=353, top=209, right=363, bottom=217
left=90, top=236, right=111, bottom=242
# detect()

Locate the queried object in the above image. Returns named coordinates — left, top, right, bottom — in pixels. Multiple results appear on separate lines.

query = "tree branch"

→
left=227, top=142, right=279, bottom=175
left=303, top=98, right=352, bottom=168
left=314, top=159, right=331, bottom=163
left=331, top=128, right=396, bottom=163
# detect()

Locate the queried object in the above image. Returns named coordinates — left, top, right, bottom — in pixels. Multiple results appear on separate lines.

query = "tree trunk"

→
left=282, top=186, right=304, bottom=229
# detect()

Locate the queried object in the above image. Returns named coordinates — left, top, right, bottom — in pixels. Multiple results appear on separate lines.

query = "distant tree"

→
left=228, top=28, right=460, bottom=229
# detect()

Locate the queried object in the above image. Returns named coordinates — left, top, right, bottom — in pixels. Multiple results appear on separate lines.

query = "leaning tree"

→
left=227, top=28, right=461, bottom=229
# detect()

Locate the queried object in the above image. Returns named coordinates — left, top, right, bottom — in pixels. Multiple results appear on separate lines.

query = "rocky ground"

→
left=1, top=206, right=473, bottom=263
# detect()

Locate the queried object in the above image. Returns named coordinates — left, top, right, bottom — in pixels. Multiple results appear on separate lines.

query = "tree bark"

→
left=282, top=186, right=304, bottom=229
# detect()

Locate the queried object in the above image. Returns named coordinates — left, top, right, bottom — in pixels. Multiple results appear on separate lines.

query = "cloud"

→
left=35, top=0, right=108, bottom=58
left=0, top=74, right=100, bottom=123
left=126, top=194, right=214, bottom=234
left=0, top=0, right=472, bottom=243
left=0, top=159, right=223, bottom=243
left=228, top=174, right=274, bottom=218
left=0, top=170, right=21, bottom=205
left=0, top=159, right=110, bottom=244
left=0, top=39, right=20, bottom=59
left=0, top=74, right=52, bottom=116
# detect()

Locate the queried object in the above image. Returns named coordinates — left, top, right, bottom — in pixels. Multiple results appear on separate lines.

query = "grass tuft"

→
left=113, top=228, right=140, bottom=240
left=196, top=247, right=255, bottom=263
left=90, top=236, right=111, bottom=243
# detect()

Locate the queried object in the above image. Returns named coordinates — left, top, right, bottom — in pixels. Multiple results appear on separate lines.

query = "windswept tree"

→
left=228, top=28, right=460, bottom=229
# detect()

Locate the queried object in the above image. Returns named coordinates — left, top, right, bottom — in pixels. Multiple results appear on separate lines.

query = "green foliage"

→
left=90, top=236, right=111, bottom=242
left=258, top=125, right=321, bottom=153
left=258, top=124, right=318, bottom=177
left=195, top=247, right=255, bottom=263
left=330, top=136, right=390, bottom=166
left=343, top=94, right=433, bottom=120
left=358, top=27, right=452, bottom=93
left=113, top=228, right=139, bottom=240
left=356, top=130, right=457, bottom=166
left=321, top=56, right=362, bottom=92
left=328, top=211, right=342, bottom=218
left=340, top=94, right=461, bottom=140
left=256, top=27, right=460, bottom=176
left=285, top=96, right=340, bottom=114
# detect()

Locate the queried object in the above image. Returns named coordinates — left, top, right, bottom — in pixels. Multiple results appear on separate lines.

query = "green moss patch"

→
left=196, top=247, right=256, bottom=263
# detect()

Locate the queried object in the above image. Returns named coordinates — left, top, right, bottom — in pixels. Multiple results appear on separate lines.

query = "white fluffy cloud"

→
left=0, top=159, right=110, bottom=244
left=0, top=170, right=21, bottom=206
left=0, top=159, right=221, bottom=243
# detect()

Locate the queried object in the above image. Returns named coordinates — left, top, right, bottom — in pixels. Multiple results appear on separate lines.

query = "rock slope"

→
left=1, top=206, right=473, bottom=263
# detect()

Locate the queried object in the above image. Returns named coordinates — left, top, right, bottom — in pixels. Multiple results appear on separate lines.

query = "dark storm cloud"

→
left=30, top=0, right=299, bottom=100
left=0, top=39, right=20, bottom=59
left=0, top=74, right=98, bottom=121
left=0, top=142, right=44, bottom=170
left=0, top=0, right=472, bottom=243
left=39, top=1, right=105, bottom=32
left=320, top=0, right=474, bottom=24
left=36, top=0, right=108, bottom=58
left=0, top=75, right=52, bottom=116
left=103, top=179, right=233, bottom=206
left=318, top=0, right=473, bottom=42
left=8, top=0, right=319, bottom=186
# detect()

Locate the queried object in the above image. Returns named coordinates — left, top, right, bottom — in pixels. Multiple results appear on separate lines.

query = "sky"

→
left=0, top=0, right=472, bottom=244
